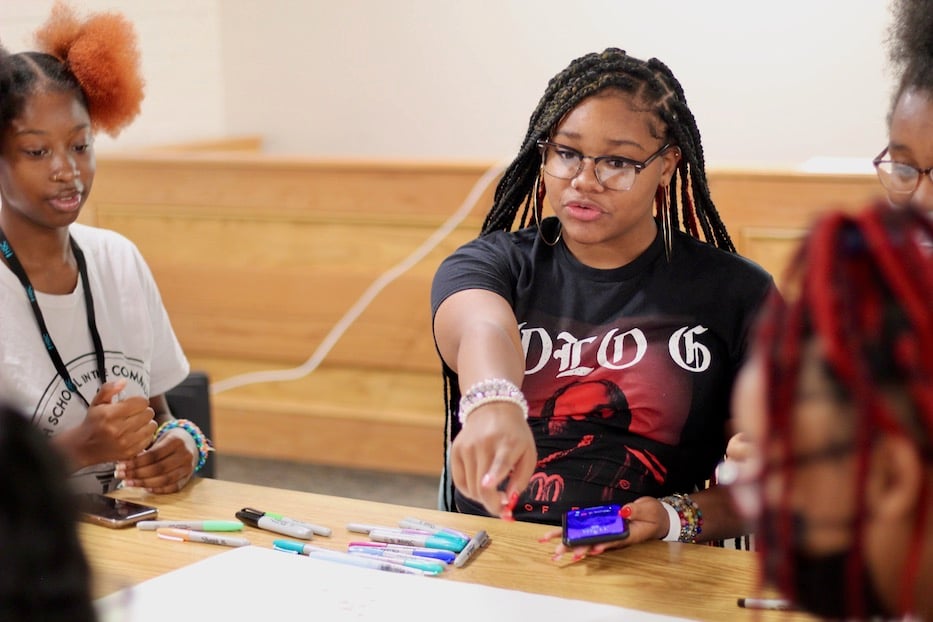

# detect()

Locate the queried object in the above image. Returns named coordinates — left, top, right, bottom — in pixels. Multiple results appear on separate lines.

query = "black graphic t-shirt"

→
left=431, top=218, right=774, bottom=524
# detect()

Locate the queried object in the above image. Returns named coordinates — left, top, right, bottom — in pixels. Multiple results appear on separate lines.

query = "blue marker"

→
left=346, top=541, right=456, bottom=564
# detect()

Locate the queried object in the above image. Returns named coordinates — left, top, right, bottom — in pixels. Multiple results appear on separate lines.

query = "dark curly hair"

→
left=886, top=0, right=933, bottom=119
left=0, top=403, right=96, bottom=622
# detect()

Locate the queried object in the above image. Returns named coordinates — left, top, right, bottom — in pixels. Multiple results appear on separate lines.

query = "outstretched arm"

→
left=434, top=288, right=537, bottom=516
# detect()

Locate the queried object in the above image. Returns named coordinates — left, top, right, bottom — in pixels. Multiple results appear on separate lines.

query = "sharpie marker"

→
left=264, top=511, right=332, bottom=537
left=453, top=529, right=489, bottom=568
left=236, top=508, right=313, bottom=540
left=347, top=541, right=456, bottom=564
left=737, top=598, right=795, bottom=611
left=348, top=549, right=445, bottom=574
left=137, top=520, right=244, bottom=532
left=368, top=528, right=464, bottom=552
left=157, top=528, right=250, bottom=548
left=308, top=550, right=430, bottom=576
left=398, top=517, right=470, bottom=542
left=348, top=523, right=466, bottom=548
left=272, top=540, right=428, bottom=576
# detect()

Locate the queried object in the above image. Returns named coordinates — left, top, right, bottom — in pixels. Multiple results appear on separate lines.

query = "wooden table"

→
left=82, top=477, right=816, bottom=621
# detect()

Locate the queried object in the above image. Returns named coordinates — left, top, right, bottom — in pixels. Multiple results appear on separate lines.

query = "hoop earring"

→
left=656, top=184, right=672, bottom=261
left=533, top=170, right=561, bottom=247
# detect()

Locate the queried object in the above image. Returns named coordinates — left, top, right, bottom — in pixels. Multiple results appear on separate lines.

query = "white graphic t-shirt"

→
left=0, top=223, right=189, bottom=493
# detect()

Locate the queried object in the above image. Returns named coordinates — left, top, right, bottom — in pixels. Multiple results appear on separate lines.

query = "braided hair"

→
left=756, top=201, right=933, bottom=618
left=887, top=0, right=933, bottom=117
left=439, top=48, right=738, bottom=510
left=0, top=0, right=144, bottom=139
left=482, top=47, right=734, bottom=253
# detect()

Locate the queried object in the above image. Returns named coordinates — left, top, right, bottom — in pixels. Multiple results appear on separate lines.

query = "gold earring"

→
left=533, top=169, right=561, bottom=247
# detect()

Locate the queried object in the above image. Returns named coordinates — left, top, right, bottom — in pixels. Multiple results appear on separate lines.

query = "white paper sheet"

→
left=95, top=545, right=696, bottom=621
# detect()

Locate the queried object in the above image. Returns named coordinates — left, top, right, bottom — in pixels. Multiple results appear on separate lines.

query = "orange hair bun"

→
left=34, top=1, right=145, bottom=137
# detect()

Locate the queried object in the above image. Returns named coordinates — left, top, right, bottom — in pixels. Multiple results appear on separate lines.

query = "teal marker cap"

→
left=272, top=539, right=308, bottom=554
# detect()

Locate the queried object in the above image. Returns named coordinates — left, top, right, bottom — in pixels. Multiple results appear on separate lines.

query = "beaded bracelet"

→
left=154, top=418, right=214, bottom=473
left=458, top=378, right=529, bottom=426
left=659, top=493, right=704, bottom=543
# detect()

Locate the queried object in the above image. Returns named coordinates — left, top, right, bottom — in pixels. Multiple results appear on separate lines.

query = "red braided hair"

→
left=755, top=200, right=933, bottom=618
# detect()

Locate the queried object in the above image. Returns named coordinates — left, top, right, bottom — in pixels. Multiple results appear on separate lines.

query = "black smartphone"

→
left=562, top=504, right=630, bottom=547
left=77, top=493, right=158, bottom=528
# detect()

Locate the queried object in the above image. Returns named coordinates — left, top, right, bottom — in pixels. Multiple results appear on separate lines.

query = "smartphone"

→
left=77, top=493, right=158, bottom=528
left=562, top=504, right=629, bottom=547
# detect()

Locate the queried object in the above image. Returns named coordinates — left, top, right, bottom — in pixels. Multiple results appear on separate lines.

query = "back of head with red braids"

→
left=0, top=0, right=144, bottom=138
left=755, top=200, right=933, bottom=618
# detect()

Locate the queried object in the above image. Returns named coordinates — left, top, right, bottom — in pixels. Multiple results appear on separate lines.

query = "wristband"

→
left=458, top=378, right=528, bottom=426
left=154, top=418, right=214, bottom=472
left=659, top=500, right=681, bottom=542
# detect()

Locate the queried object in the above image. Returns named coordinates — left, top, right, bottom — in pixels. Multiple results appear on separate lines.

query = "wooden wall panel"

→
left=84, top=150, right=882, bottom=473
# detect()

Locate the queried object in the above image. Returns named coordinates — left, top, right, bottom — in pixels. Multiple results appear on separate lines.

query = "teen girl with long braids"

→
left=0, top=2, right=206, bottom=495
left=431, top=48, right=774, bottom=553
left=727, top=202, right=933, bottom=620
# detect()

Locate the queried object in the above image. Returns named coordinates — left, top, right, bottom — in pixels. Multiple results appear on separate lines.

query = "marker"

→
left=398, top=517, right=471, bottom=542
left=137, top=520, right=244, bottom=532
left=272, top=540, right=428, bottom=576
left=236, top=508, right=313, bottom=540
left=736, top=598, right=795, bottom=611
left=307, top=550, right=430, bottom=576
left=157, top=528, right=250, bottom=548
left=368, top=528, right=464, bottom=552
left=453, top=529, right=489, bottom=568
left=346, top=522, right=400, bottom=535
left=347, top=541, right=456, bottom=564
left=265, top=511, right=332, bottom=537
left=272, top=539, right=328, bottom=555
left=348, top=549, right=445, bottom=574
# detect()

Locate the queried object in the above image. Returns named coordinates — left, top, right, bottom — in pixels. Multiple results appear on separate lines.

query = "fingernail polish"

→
left=620, top=505, right=632, bottom=519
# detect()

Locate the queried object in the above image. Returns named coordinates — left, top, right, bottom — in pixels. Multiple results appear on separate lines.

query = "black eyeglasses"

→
left=536, top=140, right=670, bottom=191
left=873, top=148, right=933, bottom=195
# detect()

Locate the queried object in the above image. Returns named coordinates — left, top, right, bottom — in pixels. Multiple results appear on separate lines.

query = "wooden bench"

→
left=82, top=139, right=882, bottom=476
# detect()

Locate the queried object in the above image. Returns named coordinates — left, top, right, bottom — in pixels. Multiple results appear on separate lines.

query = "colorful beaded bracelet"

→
left=154, top=418, right=214, bottom=473
left=659, top=493, right=703, bottom=543
left=458, top=378, right=529, bottom=426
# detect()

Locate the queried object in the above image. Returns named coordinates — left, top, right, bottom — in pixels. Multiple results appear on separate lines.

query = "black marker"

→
left=453, top=529, right=490, bottom=568
left=235, top=507, right=313, bottom=540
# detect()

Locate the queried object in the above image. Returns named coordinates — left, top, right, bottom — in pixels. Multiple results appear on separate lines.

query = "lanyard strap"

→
left=0, top=227, right=106, bottom=407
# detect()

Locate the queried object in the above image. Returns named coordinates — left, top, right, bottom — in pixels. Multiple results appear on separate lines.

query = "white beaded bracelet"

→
left=458, top=378, right=529, bottom=426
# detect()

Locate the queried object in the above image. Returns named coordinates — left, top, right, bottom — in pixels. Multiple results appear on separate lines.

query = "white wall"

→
left=0, top=0, right=226, bottom=153
left=3, top=1, right=896, bottom=170
left=219, top=0, right=895, bottom=170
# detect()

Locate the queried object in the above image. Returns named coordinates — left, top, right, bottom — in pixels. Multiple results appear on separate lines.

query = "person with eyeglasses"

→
left=431, top=48, right=775, bottom=555
left=872, top=0, right=933, bottom=215
left=725, top=201, right=933, bottom=621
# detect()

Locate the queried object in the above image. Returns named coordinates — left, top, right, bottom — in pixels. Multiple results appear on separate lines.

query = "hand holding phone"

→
left=77, top=493, right=158, bottom=528
left=562, top=504, right=630, bottom=547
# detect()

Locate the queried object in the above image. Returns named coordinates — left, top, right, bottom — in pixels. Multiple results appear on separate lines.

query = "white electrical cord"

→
left=210, top=159, right=508, bottom=395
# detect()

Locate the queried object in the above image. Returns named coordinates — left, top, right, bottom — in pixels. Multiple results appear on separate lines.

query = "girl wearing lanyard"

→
left=0, top=2, right=207, bottom=494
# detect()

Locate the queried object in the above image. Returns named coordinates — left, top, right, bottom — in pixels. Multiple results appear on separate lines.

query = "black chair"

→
left=164, top=371, right=215, bottom=479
